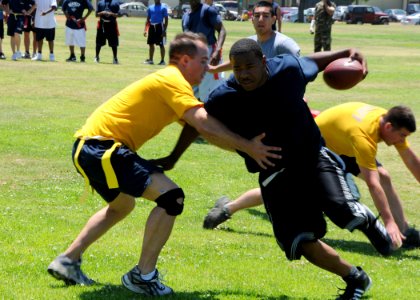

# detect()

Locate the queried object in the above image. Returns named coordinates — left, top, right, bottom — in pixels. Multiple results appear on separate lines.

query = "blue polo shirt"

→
left=147, top=3, right=168, bottom=24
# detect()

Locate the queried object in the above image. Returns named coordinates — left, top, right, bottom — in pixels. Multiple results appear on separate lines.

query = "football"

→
left=323, top=58, right=364, bottom=90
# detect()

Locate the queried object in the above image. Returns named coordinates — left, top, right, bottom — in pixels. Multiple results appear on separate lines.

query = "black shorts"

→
left=72, top=139, right=162, bottom=202
left=23, top=15, right=35, bottom=33
left=0, top=21, right=4, bottom=39
left=147, top=23, right=164, bottom=46
left=35, top=28, right=55, bottom=41
left=96, top=20, right=119, bottom=47
left=7, top=14, right=24, bottom=36
left=259, top=147, right=363, bottom=261
left=340, top=155, right=382, bottom=176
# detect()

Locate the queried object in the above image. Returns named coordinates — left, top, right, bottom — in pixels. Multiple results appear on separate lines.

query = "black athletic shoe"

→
left=80, top=55, right=85, bottom=63
left=336, top=267, right=372, bottom=300
left=66, top=56, right=76, bottom=62
left=402, top=227, right=420, bottom=249
left=121, top=266, right=173, bottom=296
left=357, top=204, right=393, bottom=256
left=203, top=196, right=231, bottom=229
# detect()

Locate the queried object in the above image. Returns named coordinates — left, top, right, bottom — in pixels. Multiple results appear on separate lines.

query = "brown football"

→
left=323, top=58, right=364, bottom=90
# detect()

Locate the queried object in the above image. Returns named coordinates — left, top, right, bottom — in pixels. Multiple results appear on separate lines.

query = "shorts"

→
left=340, top=155, right=382, bottom=176
left=23, top=15, right=35, bottom=33
left=194, top=45, right=225, bottom=102
left=96, top=20, right=119, bottom=47
left=7, top=14, right=24, bottom=36
left=72, top=139, right=163, bottom=202
left=65, top=27, right=86, bottom=47
left=147, top=23, right=164, bottom=46
left=35, top=27, right=55, bottom=42
left=259, top=147, right=362, bottom=261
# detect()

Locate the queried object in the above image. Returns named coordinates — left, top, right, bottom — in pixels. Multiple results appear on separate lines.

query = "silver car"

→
left=119, top=2, right=148, bottom=17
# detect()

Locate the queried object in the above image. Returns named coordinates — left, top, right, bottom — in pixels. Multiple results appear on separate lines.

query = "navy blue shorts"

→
left=7, top=14, right=24, bottom=36
left=340, top=155, right=382, bottom=176
left=72, top=139, right=162, bottom=202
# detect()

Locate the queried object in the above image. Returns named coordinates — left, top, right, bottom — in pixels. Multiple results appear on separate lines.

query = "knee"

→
left=108, top=194, right=135, bottom=218
left=155, top=188, right=185, bottom=216
left=378, top=167, right=392, bottom=184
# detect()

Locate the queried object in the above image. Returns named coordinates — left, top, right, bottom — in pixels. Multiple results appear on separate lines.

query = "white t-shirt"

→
left=34, top=0, right=57, bottom=29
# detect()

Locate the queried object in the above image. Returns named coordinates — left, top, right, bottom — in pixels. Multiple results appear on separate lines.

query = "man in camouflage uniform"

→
left=314, top=0, right=335, bottom=52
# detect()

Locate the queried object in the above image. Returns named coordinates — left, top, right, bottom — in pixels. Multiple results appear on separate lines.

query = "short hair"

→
left=169, top=32, right=208, bottom=62
left=229, top=38, right=263, bottom=60
left=253, top=1, right=275, bottom=16
left=383, top=105, right=416, bottom=132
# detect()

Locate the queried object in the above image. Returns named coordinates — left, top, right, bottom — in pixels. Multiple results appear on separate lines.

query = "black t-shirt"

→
left=205, top=54, right=322, bottom=173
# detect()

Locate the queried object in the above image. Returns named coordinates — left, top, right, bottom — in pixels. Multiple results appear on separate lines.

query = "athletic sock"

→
left=140, top=269, right=157, bottom=281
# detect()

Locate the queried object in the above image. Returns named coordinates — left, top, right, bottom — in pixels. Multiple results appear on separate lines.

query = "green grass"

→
left=0, top=17, right=419, bottom=299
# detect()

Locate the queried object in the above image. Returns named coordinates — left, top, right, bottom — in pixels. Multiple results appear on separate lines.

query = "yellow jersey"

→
left=75, top=65, right=203, bottom=151
left=315, top=102, right=409, bottom=170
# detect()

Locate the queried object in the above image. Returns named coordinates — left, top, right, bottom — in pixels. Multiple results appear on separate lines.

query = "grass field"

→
left=0, top=16, right=419, bottom=299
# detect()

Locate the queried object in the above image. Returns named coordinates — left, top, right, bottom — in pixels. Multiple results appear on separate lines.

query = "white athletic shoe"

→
left=32, top=53, right=42, bottom=61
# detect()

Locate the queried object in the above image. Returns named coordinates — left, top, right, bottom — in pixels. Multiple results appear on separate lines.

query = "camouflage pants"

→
left=314, top=27, right=332, bottom=52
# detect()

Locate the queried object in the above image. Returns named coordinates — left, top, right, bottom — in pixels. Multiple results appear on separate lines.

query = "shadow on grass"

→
left=77, top=284, right=321, bottom=299
left=323, top=238, right=420, bottom=260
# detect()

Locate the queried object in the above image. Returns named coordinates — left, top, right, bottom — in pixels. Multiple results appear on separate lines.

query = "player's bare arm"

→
left=360, top=166, right=404, bottom=248
left=307, top=48, right=368, bottom=76
left=398, top=147, right=420, bottom=183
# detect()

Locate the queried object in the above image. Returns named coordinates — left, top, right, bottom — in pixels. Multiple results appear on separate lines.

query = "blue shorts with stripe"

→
left=72, top=139, right=162, bottom=202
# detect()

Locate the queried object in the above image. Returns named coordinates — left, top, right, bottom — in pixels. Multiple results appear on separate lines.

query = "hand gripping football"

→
left=323, top=58, right=364, bottom=90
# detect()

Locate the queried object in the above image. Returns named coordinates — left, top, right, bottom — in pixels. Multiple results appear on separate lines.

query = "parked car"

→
left=170, top=3, right=190, bottom=19
left=119, top=2, right=148, bottom=17
left=384, top=8, right=407, bottom=22
left=345, top=5, right=389, bottom=25
left=280, top=6, right=298, bottom=18
left=218, top=1, right=239, bottom=20
left=401, top=12, right=420, bottom=25
left=304, top=7, right=315, bottom=23
left=282, top=7, right=298, bottom=22
left=162, top=3, right=172, bottom=16
left=333, top=5, right=348, bottom=21
left=407, top=3, right=420, bottom=15
left=214, top=3, right=228, bottom=19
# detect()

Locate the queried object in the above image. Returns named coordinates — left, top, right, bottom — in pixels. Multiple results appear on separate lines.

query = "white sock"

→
left=140, top=269, right=157, bottom=281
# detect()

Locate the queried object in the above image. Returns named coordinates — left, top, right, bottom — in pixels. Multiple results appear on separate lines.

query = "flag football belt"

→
left=73, top=139, right=122, bottom=199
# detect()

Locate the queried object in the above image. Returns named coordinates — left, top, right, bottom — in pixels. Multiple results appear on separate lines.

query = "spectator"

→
left=0, top=2, right=5, bottom=59
left=94, top=0, right=119, bottom=64
left=62, top=0, right=93, bottom=63
left=2, top=0, right=26, bottom=60
left=29, top=0, right=57, bottom=61
left=144, top=0, right=168, bottom=65
left=22, top=0, right=36, bottom=59
left=182, top=0, right=226, bottom=102
left=208, top=1, right=299, bottom=75
left=313, top=0, right=335, bottom=52
left=265, top=0, right=282, bottom=32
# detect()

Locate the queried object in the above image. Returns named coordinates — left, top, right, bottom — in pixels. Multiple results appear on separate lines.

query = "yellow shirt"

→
left=75, top=66, right=203, bottom=151
left=315, top=102, right=409, bottom=170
